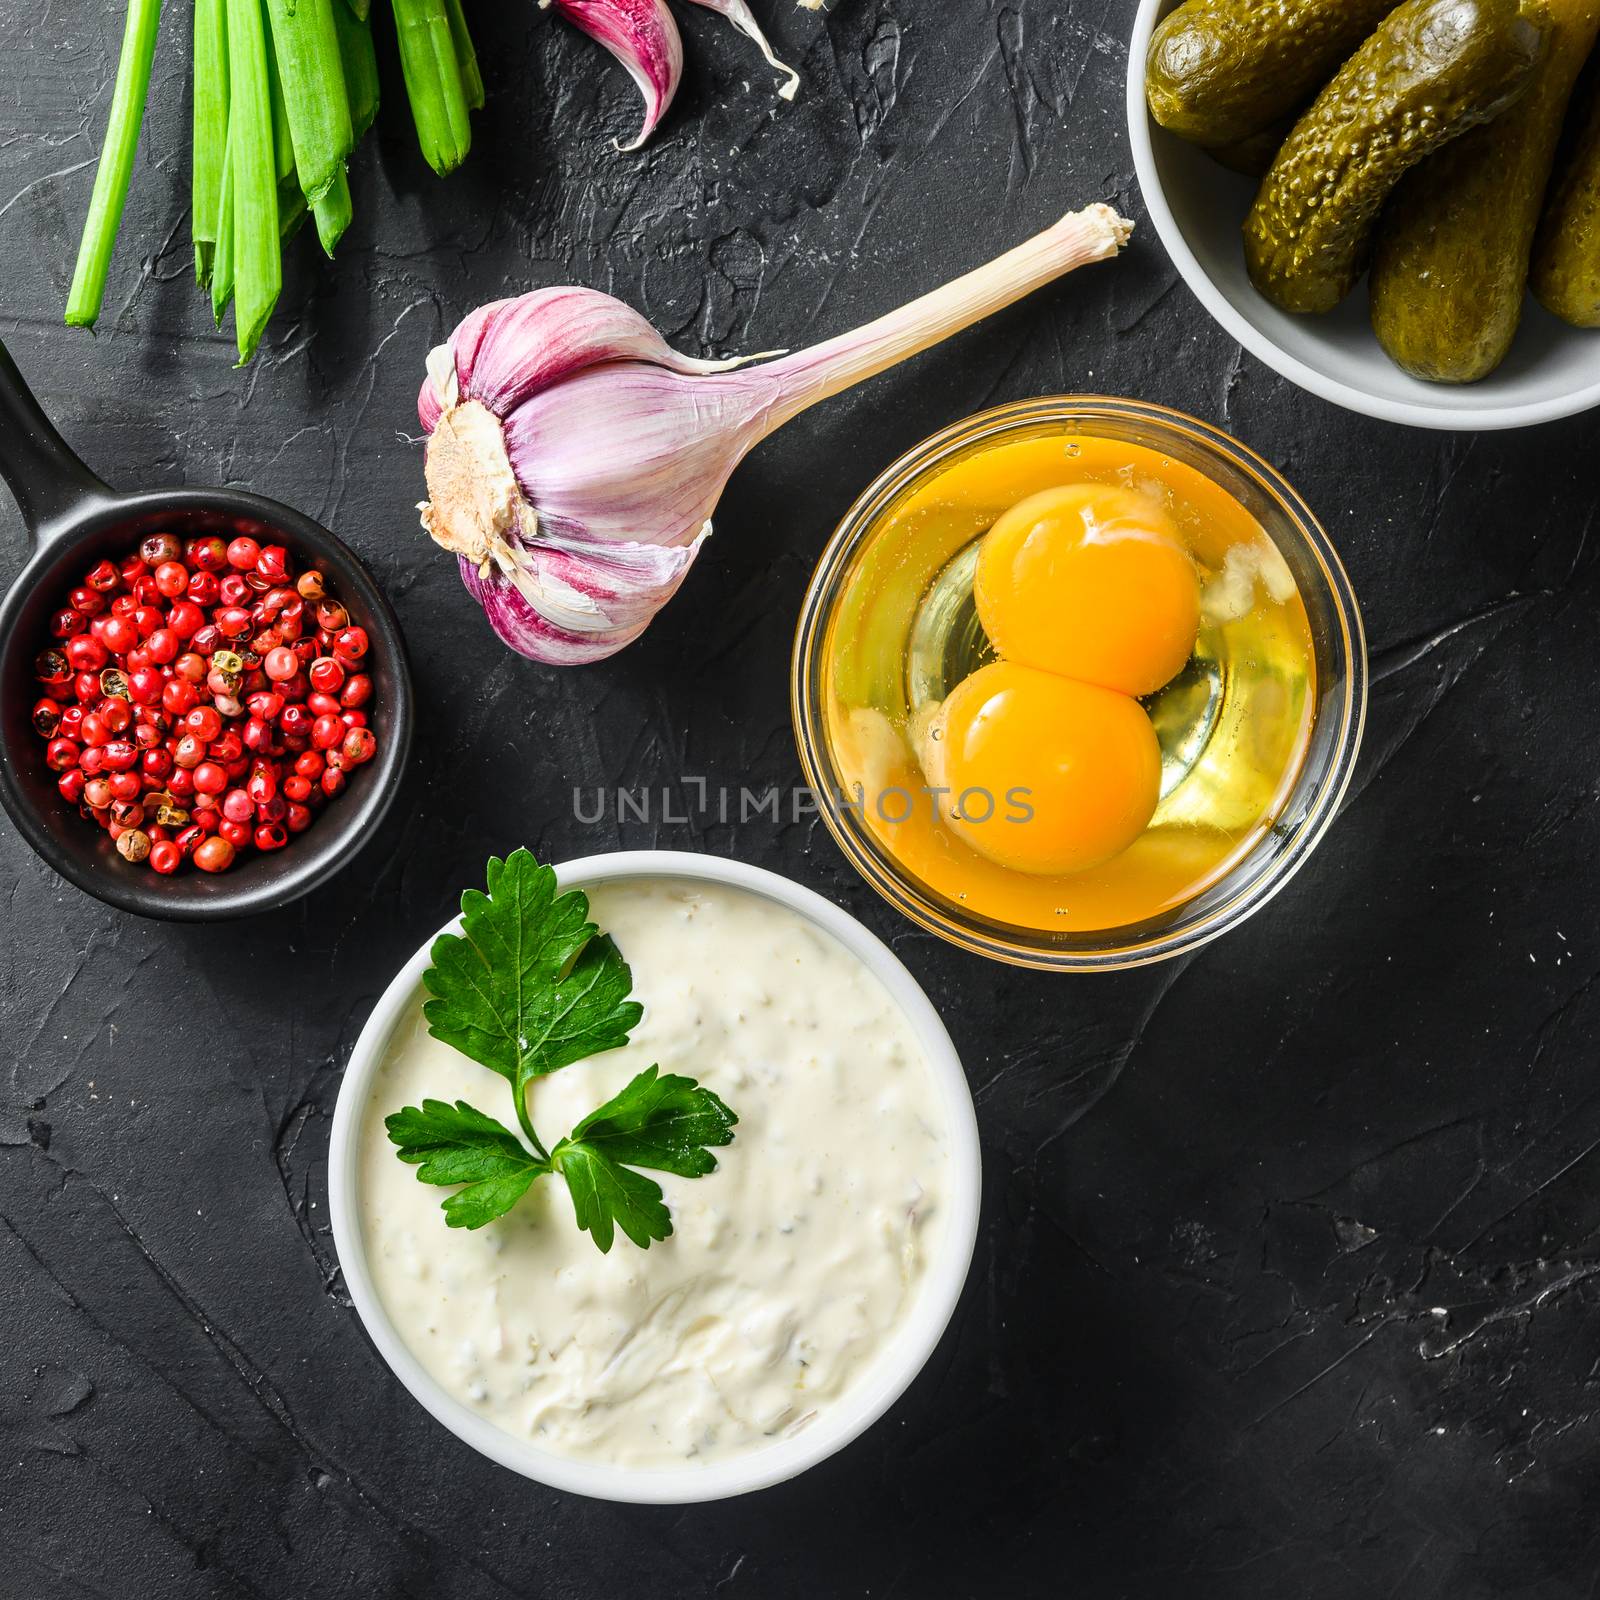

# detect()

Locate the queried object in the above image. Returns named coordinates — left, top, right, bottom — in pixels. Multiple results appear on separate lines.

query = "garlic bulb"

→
left=418, top=206, right=1133, bottom=666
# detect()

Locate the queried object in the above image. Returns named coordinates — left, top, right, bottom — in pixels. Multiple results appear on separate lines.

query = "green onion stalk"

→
left=68, top=0, right=480, bottom=363
left=392, top=0, right=474, bottom=176
left=66, top=0, right=162, bottom=328
left=193, top=0, right=228, bottom=286
left=225, top=0, right=281, bottom=364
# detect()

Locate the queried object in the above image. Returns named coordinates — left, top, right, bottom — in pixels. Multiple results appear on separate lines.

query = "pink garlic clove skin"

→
left=461, top=533, right=703, bottom=667
left=415, top=292, right=769, bottom=667
left=546, top=0, right=685, bottom=150
left=462, top=560, right=650, bottom=667
left=500, top=361, right=778, bottom=549
left=425, top=363, right=765, bottom=667
left=419, top=206, right=1133, bottom=668
left=417, top=285, right=763, bottom=433
left=514, top=530, right=708, bottom=634
left=416, top=291, right=778, bottom=667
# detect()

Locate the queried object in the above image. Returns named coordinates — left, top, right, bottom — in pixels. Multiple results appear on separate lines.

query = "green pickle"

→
left=1244, top=0, right=1547, bottom=316
left=1532, top=64, right=1600, bottom=325
left=1208, top=119, right=1296, bottom=178
left=1146, top=0, right=1396, bottom=148
left=1370, top=0, right=1600, bottom=381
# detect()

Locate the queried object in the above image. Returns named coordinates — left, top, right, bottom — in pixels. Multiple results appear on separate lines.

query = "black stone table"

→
left=3, top=5, right=1599, bottom=1596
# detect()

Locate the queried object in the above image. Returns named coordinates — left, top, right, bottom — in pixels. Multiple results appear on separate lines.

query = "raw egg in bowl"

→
left=791, top=397, right=1367, bottom=972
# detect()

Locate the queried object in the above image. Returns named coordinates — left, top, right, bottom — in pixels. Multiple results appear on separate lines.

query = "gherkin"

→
left=1244, top=0, right=1547, bottom=316
left=1146, top=0, right=1396, bottom=148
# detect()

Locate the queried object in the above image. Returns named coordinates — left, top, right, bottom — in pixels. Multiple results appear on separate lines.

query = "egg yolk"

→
left=974, top=483, right=1201, bottom=699
left=928, top=661, right=1161, bottom=876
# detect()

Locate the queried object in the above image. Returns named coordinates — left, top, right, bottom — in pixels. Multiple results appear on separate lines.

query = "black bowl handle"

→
left=0, top=335, right=113, bottom=549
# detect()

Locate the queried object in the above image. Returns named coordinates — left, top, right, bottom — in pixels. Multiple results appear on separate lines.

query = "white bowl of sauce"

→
left=329, top=851, right=981, bottom=1503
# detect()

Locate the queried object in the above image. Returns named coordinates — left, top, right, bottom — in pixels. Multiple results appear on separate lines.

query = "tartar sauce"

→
left=359, top=877, right=951, bottom=1469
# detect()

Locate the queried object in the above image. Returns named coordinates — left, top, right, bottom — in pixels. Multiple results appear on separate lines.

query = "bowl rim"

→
left=1125, top=0, right=1600, bottom=433
left=327, top=849, right=984, bottom=1505
left=791, top=394, right=1368, bottom=972
left=0, top=485, right=414, bottom=920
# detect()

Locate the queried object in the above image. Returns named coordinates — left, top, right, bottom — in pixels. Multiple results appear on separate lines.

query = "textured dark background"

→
left=3, top=3, right=1599, bottom=1597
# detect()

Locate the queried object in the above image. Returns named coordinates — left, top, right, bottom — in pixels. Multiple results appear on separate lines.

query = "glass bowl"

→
left=791, top=397, right=1367, bottom=972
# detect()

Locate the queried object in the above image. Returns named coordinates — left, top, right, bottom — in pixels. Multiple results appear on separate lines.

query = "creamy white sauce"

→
left=359, top=877, right=951, bottom=1469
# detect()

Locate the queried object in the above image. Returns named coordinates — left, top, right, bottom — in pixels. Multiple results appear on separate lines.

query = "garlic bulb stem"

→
left=418, top=204, right=1134, bottom=666
left=762, top=205, right=1134, bottom=431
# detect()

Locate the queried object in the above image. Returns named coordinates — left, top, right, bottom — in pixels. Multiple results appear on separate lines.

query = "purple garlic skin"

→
left=418, top=208, right=1133, bottom=667
left=546, top=0, right=685, bottom=150
left=546, top=0, right=806, bottom=152
left=417, top=287, right=775, bottom=666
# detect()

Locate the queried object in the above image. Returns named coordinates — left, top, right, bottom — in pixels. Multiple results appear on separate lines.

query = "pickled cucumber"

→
left=1532, top=66, right=1600, bottom=324
left=1208, top=120, right=1295, bottom=178
left=1146, top=0, right=1397, bottom=148
left=1370, top=0, right=1600, bottom=380
left=1244, top=0, right=1547, bottom=316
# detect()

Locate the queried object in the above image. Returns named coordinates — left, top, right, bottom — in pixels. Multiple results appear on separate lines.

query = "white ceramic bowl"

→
left=329, top=851, right=982, bottom=1504
left=1128, top=0, right=1600, bottom=431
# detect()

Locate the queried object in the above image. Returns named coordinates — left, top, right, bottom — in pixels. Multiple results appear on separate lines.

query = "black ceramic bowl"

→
left=0, top=338, right=413, bottom=920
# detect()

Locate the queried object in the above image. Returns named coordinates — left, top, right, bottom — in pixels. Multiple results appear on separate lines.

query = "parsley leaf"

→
left=421, top=850, right=642, bottom=1144
left=549, top=1144, right=672, bottom=1253
left=390, top=850, right=739, bottom=1252
left=548, top=1066, right=739, bottom=1252
left=564, top=1065, right=737, bottom=1178
left=385, top=1099, right=547, bottom=1229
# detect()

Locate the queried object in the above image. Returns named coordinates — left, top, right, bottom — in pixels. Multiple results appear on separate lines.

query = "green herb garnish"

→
left=387, top=850, right=737, bottom=1252
left=67, top=0, right=481, bottom=360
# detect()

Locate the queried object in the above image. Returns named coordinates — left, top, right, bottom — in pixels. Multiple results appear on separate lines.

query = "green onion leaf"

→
left=333, top=2, right=381, bottom=140
left=313, top=167, right=353, bottom=256
left=225, top=0, right=282, bottom=364
left=193, top=0, right=229, bottom=287
left=66, top=0, right=162, bottom=329
left=265, top=0, right=354, bottom=206
left=280, top=176, right=309, bottom=244
left=211, top=137, right=236, bottom=326
left=391, top=0, right=473, bottom=176
left=444, top=0, right=484, bottom=112
left=264, top=18, right=297, bottom=187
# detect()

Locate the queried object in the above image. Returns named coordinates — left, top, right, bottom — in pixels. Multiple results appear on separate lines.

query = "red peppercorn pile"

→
left=31, top=532, right=378, bottom=876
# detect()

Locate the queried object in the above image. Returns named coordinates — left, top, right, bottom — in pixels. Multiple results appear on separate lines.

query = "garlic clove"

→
left=547, top=0, right=685, bottom=151
left=498, top=525, right=709, bottom=635
left=686, top=0, right=801, bottom=101
left=500, top=360, right=773, bottom=548
left=418, top=285, right=776, bottom=432
left=457, top=523, right=709, bottom=666
left=463, top=558, right=652, bottom=667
